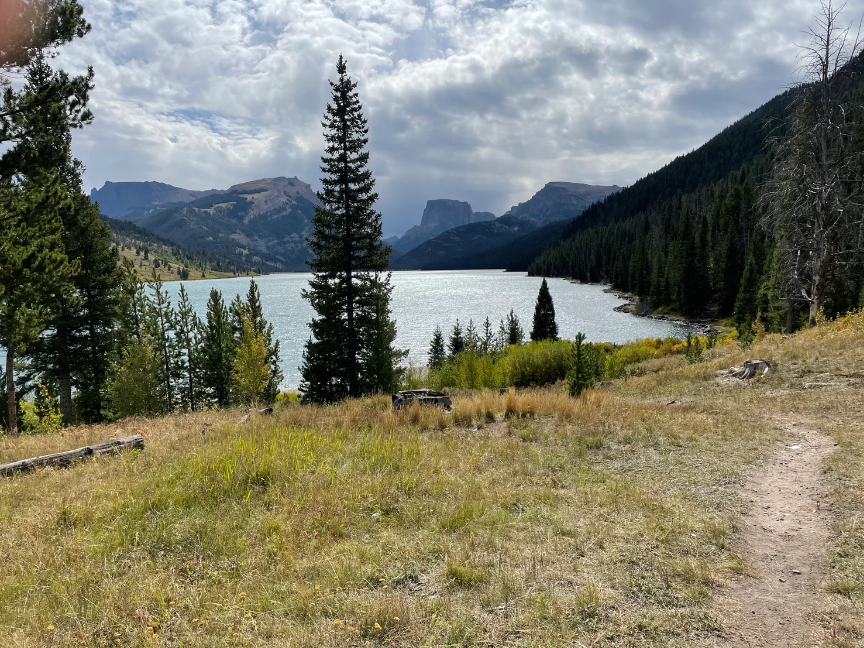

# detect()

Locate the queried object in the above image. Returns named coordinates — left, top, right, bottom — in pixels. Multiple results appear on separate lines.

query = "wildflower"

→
left=374, top=623, right=382, bottom=630
left=45, top=625, right=54, bottom=631
left=192, top=619, right=199, bottom=623
left=382, top=585, right=388, bottom=589
left=270, top=600, right=278, bottom=605
left=333, top=619, right=343, bottom=627
left=394, top=617, right=400, bottom=621
left=240, top=592, right=247, bottom=599
left=244, top=613, right=252, bottom=619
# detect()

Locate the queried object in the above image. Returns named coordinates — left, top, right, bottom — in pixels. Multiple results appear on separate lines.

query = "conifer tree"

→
left=357, top=276, right=405, bottom=394
left=448, top=320, right=464, bottom=359
left=428, top=326, right=446, bottom=369
left=300, top=55, right=402, bottom=403
left=233, top=314, right=269, bottom=405
left=0, top=172, right=75, bottom=434
left=505, top=309, right=524, bottom=345
left=105, top=336, right=162, bottom=418
left=146, top=274, right=181, bottom=412
left=481, top=317, right=495, bottom=355
left=234, top=280, right=282, bottom=403
left=465, top=320, right=479, bottom=353
left=176, top=284, right=203, bottom=411
left=201, top=289, right=234, bottom=407
left=530, top=278, right=558, bottom=342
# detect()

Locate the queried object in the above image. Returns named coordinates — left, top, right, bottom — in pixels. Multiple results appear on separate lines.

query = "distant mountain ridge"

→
left=137, top=176, right=321, bottom=272
left=504, top=182, right=621, bottom=226
left=90, top=181, right=223, bottom=219
left=390, top=182, right=620, bottom=270
left=391, top=199, right=496, bottom=253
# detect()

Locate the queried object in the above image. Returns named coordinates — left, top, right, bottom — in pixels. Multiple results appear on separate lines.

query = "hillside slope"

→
left=2, top=318, right=863, bottom=645
left=91, top=181, right=222, bottom=219
left=106, top=217, right=256, bottom=280
left=138, top=177, right=320, bottom=272
left=459, top=88, right=795, bottom=273
left=392, top=216, right=537, bottom=270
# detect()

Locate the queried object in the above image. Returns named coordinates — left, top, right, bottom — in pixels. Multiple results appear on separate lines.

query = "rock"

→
left=392, top=200, right=494, bottom=253
left=733, top=360, right=772, bottom=380
left=503, top=182, right=621, bottom=226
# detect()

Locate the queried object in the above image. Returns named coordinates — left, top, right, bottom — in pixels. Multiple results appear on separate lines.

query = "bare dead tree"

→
left=763, top=0, right=864, bottom=326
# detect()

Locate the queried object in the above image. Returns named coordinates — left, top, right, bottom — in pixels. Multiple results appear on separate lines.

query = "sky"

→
left=53, top=0, right=864, bottom=236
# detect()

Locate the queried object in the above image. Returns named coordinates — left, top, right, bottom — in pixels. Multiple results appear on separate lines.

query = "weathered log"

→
left=392, top=389, right=452, bottom=411
left=0, top=434, right=145, bottom=478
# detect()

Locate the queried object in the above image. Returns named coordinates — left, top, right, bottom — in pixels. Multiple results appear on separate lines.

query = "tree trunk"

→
left=6, top=342, right=17, bottom=436
left=786, top=302, right=796, bottom=334
left=58, top=369, right=73, bottom=427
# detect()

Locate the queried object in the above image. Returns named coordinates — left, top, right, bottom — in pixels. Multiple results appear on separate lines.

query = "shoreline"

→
left=602, top=287, right=717, bottom=336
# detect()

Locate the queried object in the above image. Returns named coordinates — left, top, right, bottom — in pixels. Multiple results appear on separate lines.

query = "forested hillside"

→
left=522, top=53, right=864, bottom=332
left=106, top=217, right=257, bottom=280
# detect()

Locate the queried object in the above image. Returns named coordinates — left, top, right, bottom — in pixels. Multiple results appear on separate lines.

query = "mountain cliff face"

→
left=137, top=177, right=321, bottom=272
left=505, top=182, right=620, bottom=226
left=392, top=199, right=496, bottom=252
left=392, top=215, right=537, bottom=270
left=90, top=181, right=222, bottom=219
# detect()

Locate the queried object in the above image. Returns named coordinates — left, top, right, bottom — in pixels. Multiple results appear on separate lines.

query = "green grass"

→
left=2, top=315, right=864, bottom=646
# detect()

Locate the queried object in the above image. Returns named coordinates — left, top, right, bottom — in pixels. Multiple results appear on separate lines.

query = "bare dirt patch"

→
left=707, top=419, right=837, bottom=647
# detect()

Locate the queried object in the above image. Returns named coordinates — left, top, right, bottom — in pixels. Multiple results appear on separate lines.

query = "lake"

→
left=1, top=271, right=692, bottom=390
left=162, top=270, right=690, bottom=389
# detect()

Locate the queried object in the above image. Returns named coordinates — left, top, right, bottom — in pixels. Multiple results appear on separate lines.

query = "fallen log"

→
left=0, top=434, right=145, bottom=478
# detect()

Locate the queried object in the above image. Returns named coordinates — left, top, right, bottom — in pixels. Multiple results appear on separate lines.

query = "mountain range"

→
left=91, top=178, right=619, bottom=272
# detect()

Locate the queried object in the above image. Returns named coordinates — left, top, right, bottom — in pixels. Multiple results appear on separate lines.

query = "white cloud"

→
left=51, top=0, right=859, bottom=235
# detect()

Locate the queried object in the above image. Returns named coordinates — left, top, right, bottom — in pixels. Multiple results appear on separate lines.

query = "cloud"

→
left=52, top=0, right=860, bottom=235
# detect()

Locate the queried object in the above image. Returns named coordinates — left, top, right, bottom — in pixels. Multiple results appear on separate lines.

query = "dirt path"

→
left=707, top=421, right=837, bottom=647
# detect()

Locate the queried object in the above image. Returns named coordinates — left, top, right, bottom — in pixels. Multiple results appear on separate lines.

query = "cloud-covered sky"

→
left=54, top=0, right=862, bottom=236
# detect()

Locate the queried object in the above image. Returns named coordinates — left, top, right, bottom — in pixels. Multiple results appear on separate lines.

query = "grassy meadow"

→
left=2, top=318, right=864, bottom=647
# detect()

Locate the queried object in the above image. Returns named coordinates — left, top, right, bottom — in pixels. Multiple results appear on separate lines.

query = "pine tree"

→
left=428, top=326, right=446, bottom=369
left=357, top=276, right=405, bottom=394
left=481, top=317, right=495, bottom=355
left=0, top=172, right=76, bottom=434
left=201, top=289, right=234, bottom=407
left=448, top=320, right=465, bottom=359
left=530, top=278, right=558, bottom=342
left=505, top=309, right=524, bottom=345
left=465, top=320, right=479, bottom=353
left=300, top=55, right=402, bottom=403
left=146, top=273, right=181, bottom=412
left=232, top=314, right=269, bottom=406
left=176, top=284, right=203, bottom=411
left=105, top=336, right=162, bottom=419
left=27, top=167, right=121, bottom=425
left=237, top=280, right=282, bottom=403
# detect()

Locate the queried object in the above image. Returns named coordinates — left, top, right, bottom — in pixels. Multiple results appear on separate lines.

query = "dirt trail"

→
left=708, top=421, right=837, bottom=647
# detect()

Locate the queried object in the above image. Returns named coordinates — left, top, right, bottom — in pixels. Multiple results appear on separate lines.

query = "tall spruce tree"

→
left=530, top=278, right=558, bottom=342
left=0, top=172, right=76, bottom=434
left=176, top=284, right=203, bottom=411
left=448, top=320, right=464, bottom=359
left=235, top=280, right=282, bottom=403
left=428, top=326, right=446, bottom=369
left=201, top=289, right=234, bottom=407
left=301, top=55, right=402, bottom=403
left=146, top=273, right=181, bottom=412
left=505, top=309, right=524, bottom=345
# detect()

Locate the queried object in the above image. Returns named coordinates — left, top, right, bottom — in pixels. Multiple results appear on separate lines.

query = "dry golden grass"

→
left=2, top=320, right=864, bottom=646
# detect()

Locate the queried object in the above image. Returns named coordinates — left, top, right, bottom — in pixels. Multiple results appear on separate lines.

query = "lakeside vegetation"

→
left=2, top=312, right=863, bottom=646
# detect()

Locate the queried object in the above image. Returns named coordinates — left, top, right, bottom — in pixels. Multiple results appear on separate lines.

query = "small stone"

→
left=792, top=570, right=801, bottom=575
left=779, top=577, right=786, bottom=583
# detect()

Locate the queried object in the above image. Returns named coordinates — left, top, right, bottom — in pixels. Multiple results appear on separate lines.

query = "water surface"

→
left=0, top=271, right=691, bottom=391
left=164, top=270, right=691, bottom=389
